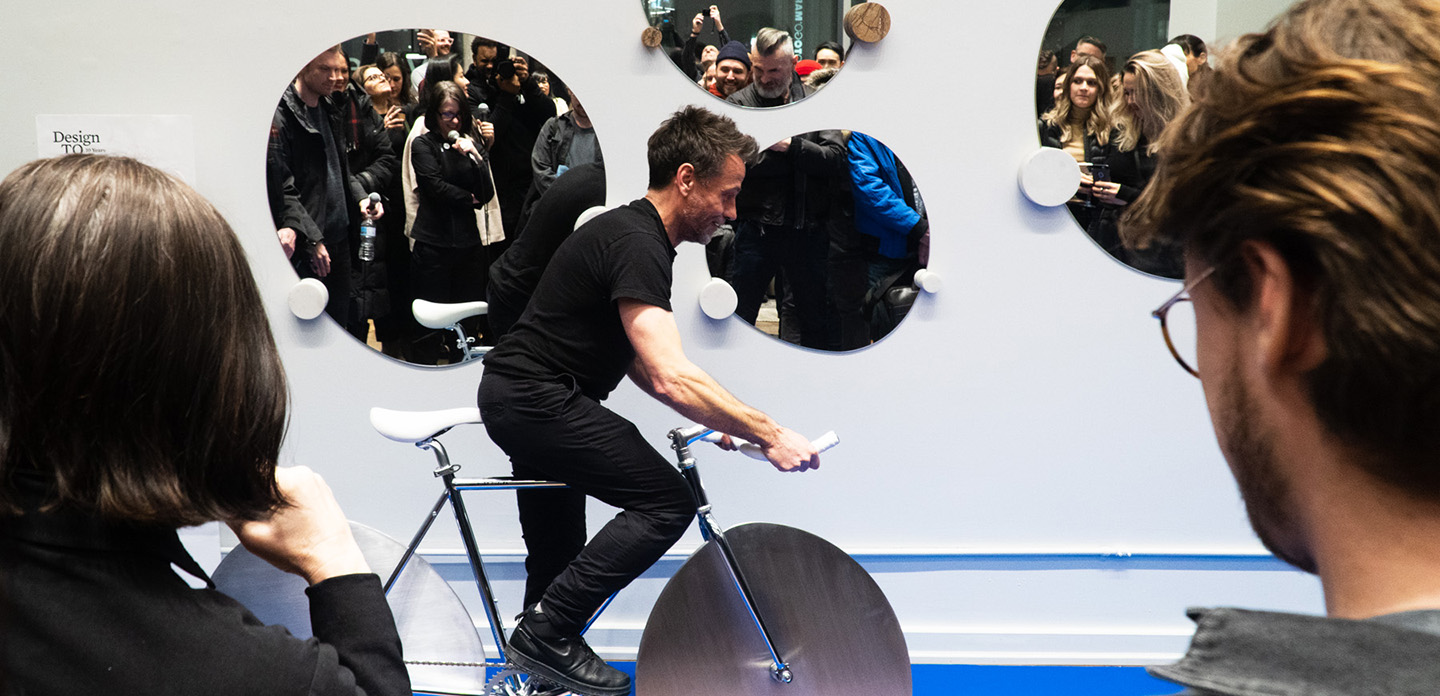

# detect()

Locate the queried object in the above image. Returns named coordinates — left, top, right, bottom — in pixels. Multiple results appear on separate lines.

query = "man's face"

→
left=701, top=45, right=719, bottom=63
left=816, top=48, right=842, bottom=71
left=703, top=63, right=717, bottom=90
left=751, top=50, right=795, bottom=99
left=432, top=30, right=453, bottom=56
left=716, top=59, right=749, bottom=96
left=1189, top=256, right=1315, bottom=573
left=301, top=51, right=348, bottom=97
left=360, top=67, right=391, bottom=101
left=679, top=155, right=746, bottom=245
left=473, top=45, right=498, bottom=75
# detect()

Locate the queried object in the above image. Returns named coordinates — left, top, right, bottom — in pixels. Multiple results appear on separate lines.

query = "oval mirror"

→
left=265, top=30, right=602, bottom=366
left=642, top=1, right=860, bottom=106
left=709, top=129, right=928, bottom=351
left=1036, top=0, right=1289, bottom=279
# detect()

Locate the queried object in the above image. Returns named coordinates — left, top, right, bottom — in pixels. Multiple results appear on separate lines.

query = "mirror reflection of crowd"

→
left=694, top=27, right=926, bottom=351
left=1037, top=33, right=1207, bottom=278
left=266, top=31, right=603, bottom=365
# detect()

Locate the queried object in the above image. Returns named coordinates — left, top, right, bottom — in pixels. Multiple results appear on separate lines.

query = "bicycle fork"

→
left=669, top=427, right=794, bottom=685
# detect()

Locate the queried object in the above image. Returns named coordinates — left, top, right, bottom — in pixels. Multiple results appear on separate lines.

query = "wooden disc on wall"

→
left=844, top=3, right=891, bottom=44
left=641, top=25, right=664, bottom=49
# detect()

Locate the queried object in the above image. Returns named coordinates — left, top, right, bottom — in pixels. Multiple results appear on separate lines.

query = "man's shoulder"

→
left=1149, top=607, right=1440, bottom=696
left=726, top=84, right=759, bottom=106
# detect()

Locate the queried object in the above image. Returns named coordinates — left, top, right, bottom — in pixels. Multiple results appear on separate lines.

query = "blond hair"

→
left=1041, top=54, right=1115, bottom=147
left=1111, top=50, right=1190, bottom=154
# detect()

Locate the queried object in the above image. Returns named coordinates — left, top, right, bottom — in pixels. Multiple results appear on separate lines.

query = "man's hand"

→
left=768, top=137, right=792, bottom=153
left=310, top=241, right=331, bottom=277
left=761, top=426, right=820, bottom=472
left=228, top=466, right=370, bottom=585
left=513, top=56, right=529, bottom=81
left=418, top=29, right=436, bottom=56
left=692, top=13, right=705, bottom=35
left=478, top=121, right=496, bottom=148
left=360, top=197, right=384, bottom=221
left=711, top=5, right=724, bottom=32
left=277, top=227, right=297, bottom=259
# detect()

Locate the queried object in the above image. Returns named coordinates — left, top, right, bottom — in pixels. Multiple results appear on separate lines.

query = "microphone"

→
left=475, top=103, right=490, bottom=122
left=447, top=130, right=483, bottom=166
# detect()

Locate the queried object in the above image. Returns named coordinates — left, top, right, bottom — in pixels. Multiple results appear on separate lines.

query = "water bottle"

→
left=359, top=192, right=380, bottom=262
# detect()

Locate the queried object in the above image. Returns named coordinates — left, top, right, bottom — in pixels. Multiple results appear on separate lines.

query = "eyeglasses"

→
left=1151, top=265, right=1216, bottom=378
left=439, top=110, right=460, bottom=120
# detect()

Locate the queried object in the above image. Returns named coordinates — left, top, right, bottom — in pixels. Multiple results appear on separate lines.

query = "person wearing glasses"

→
left=408, top=81, right=495, bottom=362
left=1123, top=0, right=1440, bottom=692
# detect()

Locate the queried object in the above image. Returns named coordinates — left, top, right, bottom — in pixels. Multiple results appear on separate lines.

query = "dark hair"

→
left=816, top=41, right=844, bottom=61
left=1124, top=0, right=1440, bottom=491
left=1075, top=35, right=1107, bottom=55
left=470, top=36, right=498, bottom=58
left=1168, top=33, right=1208, bottom=57
left=423, top=81, right=477, bottom=136
left=376, top=51, right=415, bottom=106
left=1037, top=48, right=1057, bottom=71
left=646, top=105, right=758, bottom=189
left=419, top=52, right=465, bottom=110
left=0, top=155, right=288, bottom=525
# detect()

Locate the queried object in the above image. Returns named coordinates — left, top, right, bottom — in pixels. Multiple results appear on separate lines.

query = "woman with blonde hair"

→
left=1039, top=54, right=1116, bottom=229
left=1090, top=49, right=1190, bottom=277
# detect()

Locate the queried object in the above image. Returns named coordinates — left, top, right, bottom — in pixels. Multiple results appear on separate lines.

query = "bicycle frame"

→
left=668, top=426, right=794, bottom=685
left=382, top=432, right=569, bottom=666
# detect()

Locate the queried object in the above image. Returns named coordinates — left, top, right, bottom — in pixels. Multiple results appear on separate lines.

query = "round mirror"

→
left=265, top=30, right=602, bottom=366
left=710, top=129, right=928, bottom=351
left=642, top=1, right=860, bottom=106
left=1036, top=0, right=1287, bottom=279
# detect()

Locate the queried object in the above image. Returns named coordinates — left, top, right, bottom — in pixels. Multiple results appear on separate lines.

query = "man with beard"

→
left=726, top=27, right=809, bottom=107
left=476, top=106, right=819, bottom=696
left=711, top=40, right=751, bottom=98
left=464, top=36, right=500, bottom=109
left=1121, top=0, right=1440, bottom=692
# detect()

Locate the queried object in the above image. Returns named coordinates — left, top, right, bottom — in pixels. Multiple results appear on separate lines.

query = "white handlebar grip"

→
left=812, top=431, right=840, bottom=453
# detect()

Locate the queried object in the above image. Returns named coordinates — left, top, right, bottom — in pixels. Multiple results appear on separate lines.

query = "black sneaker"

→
left=506, top=606, right=632, bottom=696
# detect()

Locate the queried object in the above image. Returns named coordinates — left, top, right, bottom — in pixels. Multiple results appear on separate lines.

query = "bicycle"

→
left=412, top=299, right=490, bottom=363
left=215, top=407, right=911, bottom=696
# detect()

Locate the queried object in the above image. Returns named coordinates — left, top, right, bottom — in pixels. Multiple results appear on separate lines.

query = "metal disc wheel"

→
left=484, top=667, right=570, bottom=696
left=635, top=522, right=911, bottom=696
left=213, top=521, right=490, bottom=694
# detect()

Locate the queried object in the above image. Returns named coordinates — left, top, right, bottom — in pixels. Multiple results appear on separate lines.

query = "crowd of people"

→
left=662, top=20, right=926, bottom=351
left=1036, top=32, right=1213, bottom=278
left=267, top=30, right=602, bottom=364
left=670, top=5, right=846, bottom=104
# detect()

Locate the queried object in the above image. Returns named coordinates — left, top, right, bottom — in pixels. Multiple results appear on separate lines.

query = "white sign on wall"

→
left=35, top=114, right=197, bottom=185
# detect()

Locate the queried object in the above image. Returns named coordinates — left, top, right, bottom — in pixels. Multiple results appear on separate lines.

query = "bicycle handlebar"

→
left=700, top=430, right=840, bottom=461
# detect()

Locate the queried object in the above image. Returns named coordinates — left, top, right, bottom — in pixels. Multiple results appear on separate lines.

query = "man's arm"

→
left=621, top=299, right=817, bottom=471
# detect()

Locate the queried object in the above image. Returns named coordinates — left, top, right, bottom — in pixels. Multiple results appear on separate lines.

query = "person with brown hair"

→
left=0, top=155, right=409, bottom=695
left=1122, top=0, right=1440, bottom=691
left=478, top=105, right=819, bottom=696
left=1039, top=53, right=1116, bottom=230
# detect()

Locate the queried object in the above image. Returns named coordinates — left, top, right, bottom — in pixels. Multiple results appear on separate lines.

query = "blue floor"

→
left=445, top=663, right=1184, bottom=695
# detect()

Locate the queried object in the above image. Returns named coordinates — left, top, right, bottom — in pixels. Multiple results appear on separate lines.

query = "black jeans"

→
left=477, top=372, right=694, bottom=634
left=731, top=220, right=831, bottom=349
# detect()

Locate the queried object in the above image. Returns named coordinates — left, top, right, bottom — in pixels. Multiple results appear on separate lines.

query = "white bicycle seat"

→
left=370, top=407, right=482, bottom=443
left=413, top=299, right=488, bottom=329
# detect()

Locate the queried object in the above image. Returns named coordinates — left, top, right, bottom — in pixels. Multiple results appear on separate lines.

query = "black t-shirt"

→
left=486, top=163, right=607, bottom=337
left=481, top=197, right=675, bottom=400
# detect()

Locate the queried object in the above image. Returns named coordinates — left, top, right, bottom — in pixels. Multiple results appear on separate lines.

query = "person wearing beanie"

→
left=713, top=40, right=751, bottom=98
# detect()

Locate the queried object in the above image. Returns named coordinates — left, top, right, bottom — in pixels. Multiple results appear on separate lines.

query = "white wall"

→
left=0, top=0, right=1322, bottom=664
